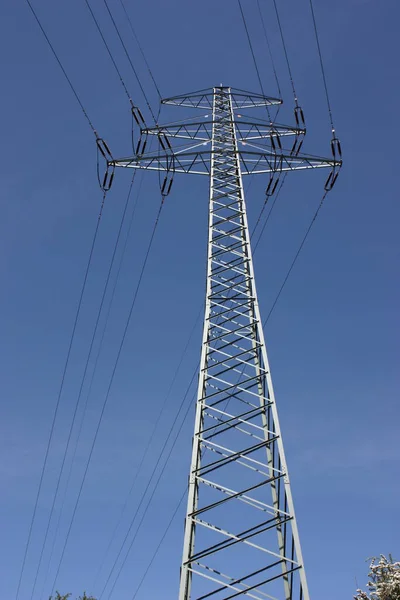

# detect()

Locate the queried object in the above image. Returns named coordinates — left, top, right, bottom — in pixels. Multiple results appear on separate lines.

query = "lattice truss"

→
left=103, top=87, right=342, bottom=600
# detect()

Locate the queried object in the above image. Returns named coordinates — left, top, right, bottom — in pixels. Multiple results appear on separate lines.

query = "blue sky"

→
left=0, top=0, right=399, bottom=599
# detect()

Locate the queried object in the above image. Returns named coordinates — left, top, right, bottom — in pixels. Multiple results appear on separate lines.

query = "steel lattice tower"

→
left=104, top=86, right=341, bottom=600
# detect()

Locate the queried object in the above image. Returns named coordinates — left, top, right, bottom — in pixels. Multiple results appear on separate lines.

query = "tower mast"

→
left=178, top=87, right=308, bottom=600
left=105, top=85, right=341, bottom=600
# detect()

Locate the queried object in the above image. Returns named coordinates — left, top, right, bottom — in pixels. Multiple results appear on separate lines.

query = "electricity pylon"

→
left=103, top=87, right=341, bottom=600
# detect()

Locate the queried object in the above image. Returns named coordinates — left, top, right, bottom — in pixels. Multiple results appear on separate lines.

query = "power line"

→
left=15, top=190, right=106, bottom=600
left=263, top=191, right=328, bottom=324
left=84, top=0, right=132, bottom=105
left=25, top=0, right=97, bottom=136
left=131, top=489, right=186, bottom=600
left=251, top=175, right=287, bottom=247
left=102, top=0, right=158, bottom=123
left=105, top=387, right=196, bottom=600
left=237, top=0, right=272, bottom=122
left=308, top=0, right=336, bottom=134
left=97, top=368, right=198, bottom=598
left=48, top=193, right=166, bottom=597
left=117, top=0, right=162, bottom=101
left=271, top=0, right=299, bottom=107
left=40, top=174, right=144, bottom=599
left=93, top=308, right=202, bottom=589
left=256, top=0, right=282, bottom=99
left=30, top=175, right=138, bottom=599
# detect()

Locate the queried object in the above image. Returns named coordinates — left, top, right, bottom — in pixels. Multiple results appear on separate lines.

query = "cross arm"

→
left=109, top=149, right=341, bottom=177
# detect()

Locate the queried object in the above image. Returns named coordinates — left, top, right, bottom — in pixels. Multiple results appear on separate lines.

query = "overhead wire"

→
left=251, top=175, right=287, bottom=250
left=237, top=0, right=272, bottom=123
left=23, top=1, right=183, bottom=597
left=84, top=0, right=133, bottom=106
left=107, top=386, right=195, bottom=600
left=117, top=0, right=162, bottom=101
left=308, top=0, right=336, bottom=135
left=25, top=0, right=98, bottom=136
left=264, top=191, right=328, bottom=324
left=17, top=13, right=104, bottom=592
left=19, top=3, right=144, bottom=598
left=271, top=0, right=299, bottom=107
left=256, top=0, right=282, bottom=99
left=33, top=174, right=138, bottom=599
left=131, top=489, right=187, bottom=600
left=15, top=184, right=105, bottom=600
left=48, top=191, right=166, bottom=597
left=97, top=367, right=199, bottom=598
left=102, top=0, right=158, bottom=123
left=92, top=308, right=202, bottom=589
left=29, top=175, right=138, bottom=599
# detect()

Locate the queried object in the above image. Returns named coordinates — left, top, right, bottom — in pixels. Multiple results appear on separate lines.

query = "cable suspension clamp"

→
left=131, top=102, right=146, bottom=153
left=131, top=104, right=145, bottom=127
left=136, top=129, right=148, bottom=156
left=265, top=154, right=283, bottom=197
left=324, top=136, right=342, bottom=191
left=96, top=137, right=115, bottom=192
left=291, top=105, right=306, bottom=156
left=158, top=132, right=175, bottom=198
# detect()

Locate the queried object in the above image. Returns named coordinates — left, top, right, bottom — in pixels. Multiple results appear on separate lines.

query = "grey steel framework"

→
left=105, top=87, right=341, bottom=600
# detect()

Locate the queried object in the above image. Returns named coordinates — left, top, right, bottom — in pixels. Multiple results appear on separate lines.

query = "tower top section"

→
left=162, top=86, right=282, bottom=110
left=98, top=85, right=341, bottom=194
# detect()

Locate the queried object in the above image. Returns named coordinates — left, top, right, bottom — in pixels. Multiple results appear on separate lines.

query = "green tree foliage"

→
left=355, top=555, right=400, bottom=600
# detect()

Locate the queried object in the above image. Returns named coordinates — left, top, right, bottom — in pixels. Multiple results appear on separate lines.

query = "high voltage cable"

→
left=308, top=0, right=336, bottom=134
left=251, top=175, right=288, bottom=251
left=14, top=189, right=106, bottom=600
left=102, top=0, right=158, bottom=123
left=25, top=0, right=97, bottom=135
left=93, top=308, right=202, bottom=589
left=237, top=0, right=272, bottom=123
left=32, top=174, right=138, bottom=599
left=41, top=169, right=148, bottom=597
left=104, top=387, right=197, bottom=600
left=271, top=0, right=299, bottom=107
left=256, top=0, right=282, bottom=99
left=117, top=0, right=162, bottom=101
left=84, top=0, right=133, bottom=105
left=97, top=368, right=198, bottom=598
left=131, top=489, right=187, bottom=600
left=30, top=177, right=137, bottom=599
left=264, top=191, right=328, bottom=323
left=48, top=194, right=166, bottom=597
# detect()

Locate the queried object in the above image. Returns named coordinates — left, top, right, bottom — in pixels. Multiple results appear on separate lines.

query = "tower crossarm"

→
left=141, top=121, right=305, bottom=144
left=109, top=148, right=340, bottom=176
left=162, top=87, right=282, bottom=110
